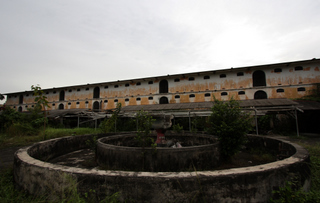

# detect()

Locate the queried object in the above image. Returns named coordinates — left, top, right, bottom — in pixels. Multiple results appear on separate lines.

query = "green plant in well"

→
left=100, top=103, right=122, bottom=133
left=134, top=110, right=155, bottom=148
left=206, top=97, right=253, bottom=160
left=172, top=123, right=183, bottom=133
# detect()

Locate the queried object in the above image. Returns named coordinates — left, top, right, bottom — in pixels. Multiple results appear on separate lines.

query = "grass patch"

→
left=0, top=127, right=100, bottom=149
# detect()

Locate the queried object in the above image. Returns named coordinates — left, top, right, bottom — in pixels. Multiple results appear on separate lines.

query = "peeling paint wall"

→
left=5, top=59, right=320, bottom=111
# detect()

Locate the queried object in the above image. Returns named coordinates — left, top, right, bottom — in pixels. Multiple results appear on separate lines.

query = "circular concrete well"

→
left=14, top=133, right=310, bottom=202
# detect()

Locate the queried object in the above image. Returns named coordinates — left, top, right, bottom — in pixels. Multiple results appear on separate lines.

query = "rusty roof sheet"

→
left=121, top=98, right=298, bottom=112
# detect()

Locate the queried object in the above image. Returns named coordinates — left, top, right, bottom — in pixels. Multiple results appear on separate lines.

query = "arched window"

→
left=252, top=70, right=266, bottom=87
left=93, top=101, right=100, bottom=112
left=93, top=87, right=100, bottom=99
left=159, top=97, right=169, bottom=104
left=204, top=75, right=210, bottom=79
left=159, top=80, right=168, bottom=93
left=205, top=93, right=211, bottom=97
left=254, top=90, right=267, bottom=99
left=148, top=97, right=153, bottom=100
left=125, top=98, right=129, bottom=102
left=221, top=92, right=228, bottom=96
left=19, top=95, right=23, bottom=104
left=297, top=87, right=306, bottom=92
left=59, top=91, right=65, bottom=101
left=175, top=95, right=180, bottom=99
left=276, top=89, right=284, bottom=93
left=58, top=104, right=64, bottom=110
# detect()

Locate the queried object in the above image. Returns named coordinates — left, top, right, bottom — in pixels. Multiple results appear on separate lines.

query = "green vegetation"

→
left=100, top=103, right=122, bottom=133
left=270, top=142, right=320, bottom=202
left=206, top=97, right=253, bottom=160
left=134, top=110, right=155, bottom=148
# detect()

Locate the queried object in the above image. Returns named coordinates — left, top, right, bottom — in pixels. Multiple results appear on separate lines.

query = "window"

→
left=52, top=103, right=55, bottom=106
left=104, top=86, right=108, bottom=89
left=189, top=94, right=195, bottom=98
left=125, top=83, right=129, bottom=87
left=174, top=78, right=180, bottom=82
left=252, top=70, right=266, bottom=87
left=46, top=92, right=49, bottom=94
left=159, top=97, right=168, bottom=104
left=136, top=98, right=141, bottom=101
left=297, top=87, right=306, bottom=92
left=220, top=74, right=226, bottom=78
left=276, top=89, right=284, bottom=93
left=204, top=75, right=210, bottom=79
left=93, top=101, right=100, bottom=112
left=85, top=101, right=89, bottom=104
left=76, top=102, right=80, bottom=105
left=19, top=95, right=23, bottom=104
left=125, top=98, right=129, bottom=102
left=77, top=89, right=80, bottom=91
left=114, top=99, right=118, bottom=102
left=68, top=89, right=72, bottom=92
left=104, top=100, right=108, bottom=103
left=58, top=104, right=64, bottom=110
left=188, top=77, right=195, bottom=81
left=221, top=92, right=228, bottom=96
left=59, top=91, right=65, bottom=101
left=86, top=88, right=89, bottom=91
left=205, top=93, right=211, bottom=97
left=93, top=87, right=100, bottom=99
left=148, top=81, right=153, bottom=84
left=254, top=90, right=267, bottom=99
left=295, top=66, right=303, bottom=71
left=237, top=72, right=244, bottom=76
left=53, top=91, right=56, bottom=94
left=68, top=102, right=71, bottom=105
left=238, top=91, right=245, bottom=95
left=274, top=68, right=282, bottom=73
left=114, top=85, right=119, bottom=88
left=159, top=80, right=168, bottom=93
left=148, top=97, right=153, bottom=100
left=136, top=82, right=141, bottom=86
left=175, top=95, right=180, bottom=99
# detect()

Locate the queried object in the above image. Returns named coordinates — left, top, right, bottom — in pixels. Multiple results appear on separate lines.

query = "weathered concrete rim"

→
left=15, top=134, right=309, bottom=177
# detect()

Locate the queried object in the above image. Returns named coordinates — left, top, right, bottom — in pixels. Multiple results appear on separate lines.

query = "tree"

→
left=100, top=103, right=122, bottom=133
left=31, top=85, right=50, bottom=139
left=135, top=110, right=155, bottom=148
left=207, top=97, right=253, bottom=160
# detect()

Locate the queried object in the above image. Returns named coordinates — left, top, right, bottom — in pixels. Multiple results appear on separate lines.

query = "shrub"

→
left=206, top=98, right=253, bottom=160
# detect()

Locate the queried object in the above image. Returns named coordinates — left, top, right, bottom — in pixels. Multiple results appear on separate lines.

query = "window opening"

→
left=148, top=81, right=153, bottom=84
left=93, top=87, right=100, bottom=99
left=220, top=74, right=226, bottom=78
left=189, top=94, right=195, bottom=98
left=277, top=89, right=284, bottom=93
left=204, top=75, right=210, bottom=79
left=125, top=83, right=129, bottom=87
left=159, top=80, right=168, bottom=93
left=274, top=68, right=282, bottom=73
left=114, top=85, right=119, bottom=88
left=136, top=82, right=141, bottom=86
left=58, top=104, right=64, bottom=110
left=295, top=66, right=303, bottom=71
left=189, top=77, right=195, bottom=81
left=59, top=91, right=65, bottom=101
left=93, top=101, right=100, bottom=112
left=254, top=90, right=267, bottom=99
left=205, top=93, right=211, bottom=97
left=125, top=98, right=129, bottom=102
left=238, top=91, right=245, bottom=95
left=148, top=97, right=153, bottom=100
left=174, top=78, right=180, bottom=82
left=159, top=96, right=169, bottom=104
left=221, top=92, right=228, bottom=96
left=136, top=98, right=141, bottom=101
left=237, top=72, right=244, bottom=76
left=252, top=70, right=266, bottom=87
left=297, top=87, right=306, bottom=92
left=18, top=106, right=22, bottom=112
left=175, top=95, right=180, bottom=99
left=19, top=95, right=23, bottom=104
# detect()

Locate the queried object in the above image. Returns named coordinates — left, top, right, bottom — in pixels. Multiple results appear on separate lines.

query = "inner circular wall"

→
left=97, top=134, right=219, bottom=172
left=13, top=133, right=311, bottom=202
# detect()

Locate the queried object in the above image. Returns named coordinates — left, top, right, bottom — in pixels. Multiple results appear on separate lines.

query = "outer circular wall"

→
left=97, top=134, right=220, bottom=172
left=13, top=134, right=311, bottom=202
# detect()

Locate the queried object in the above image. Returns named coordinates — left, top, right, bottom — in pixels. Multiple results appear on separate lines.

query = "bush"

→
left=206, top=98, right=253, bottom=160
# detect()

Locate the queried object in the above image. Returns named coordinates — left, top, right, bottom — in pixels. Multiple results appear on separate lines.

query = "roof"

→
left=121, top=98, right=299, bottom=113
left=294, top=100, right=320, bottom=110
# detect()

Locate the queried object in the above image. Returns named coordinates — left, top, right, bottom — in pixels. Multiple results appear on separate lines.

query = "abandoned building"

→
left=3, top=58, right=320, bottom=133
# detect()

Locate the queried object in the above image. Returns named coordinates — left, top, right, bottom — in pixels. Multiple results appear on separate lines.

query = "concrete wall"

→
left=14, top=134, right=310, bottom=202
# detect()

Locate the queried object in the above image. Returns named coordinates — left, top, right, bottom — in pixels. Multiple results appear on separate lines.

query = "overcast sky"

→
left=1, top=0, right=320, bottom=103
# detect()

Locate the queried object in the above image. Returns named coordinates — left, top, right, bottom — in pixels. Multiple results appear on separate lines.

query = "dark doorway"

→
left=58, top=103, right=64, bottom=110
left=18, top=106, right=22, bottom=112
left=254, top=90, right=267, bottom=99
left=159, top=97, right=169, bottom=104
left=252, top=70, right=266, bottom=87
left=19, top=95, right=23, bottom=104
left=159, top=80, right=168, bottom=93
left=93, top=101, right=100, bottom=112
left=59, top=91, right=65, bottom=101
left=93, top=87, right=100, bottom=99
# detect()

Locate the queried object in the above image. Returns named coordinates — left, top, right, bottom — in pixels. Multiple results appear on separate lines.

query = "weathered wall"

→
left=14, top=134, right=310, bottom=202
left=6, top=59, right=320, bottom=111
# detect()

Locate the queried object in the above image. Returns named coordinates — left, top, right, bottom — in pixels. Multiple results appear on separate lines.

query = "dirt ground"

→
left=1, top=134, right=319, bottom=171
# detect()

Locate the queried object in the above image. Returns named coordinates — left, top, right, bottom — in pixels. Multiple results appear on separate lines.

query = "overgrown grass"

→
left=270, top=141, right=320, bottom=202
left=0, top=127, right=101, bottom=148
